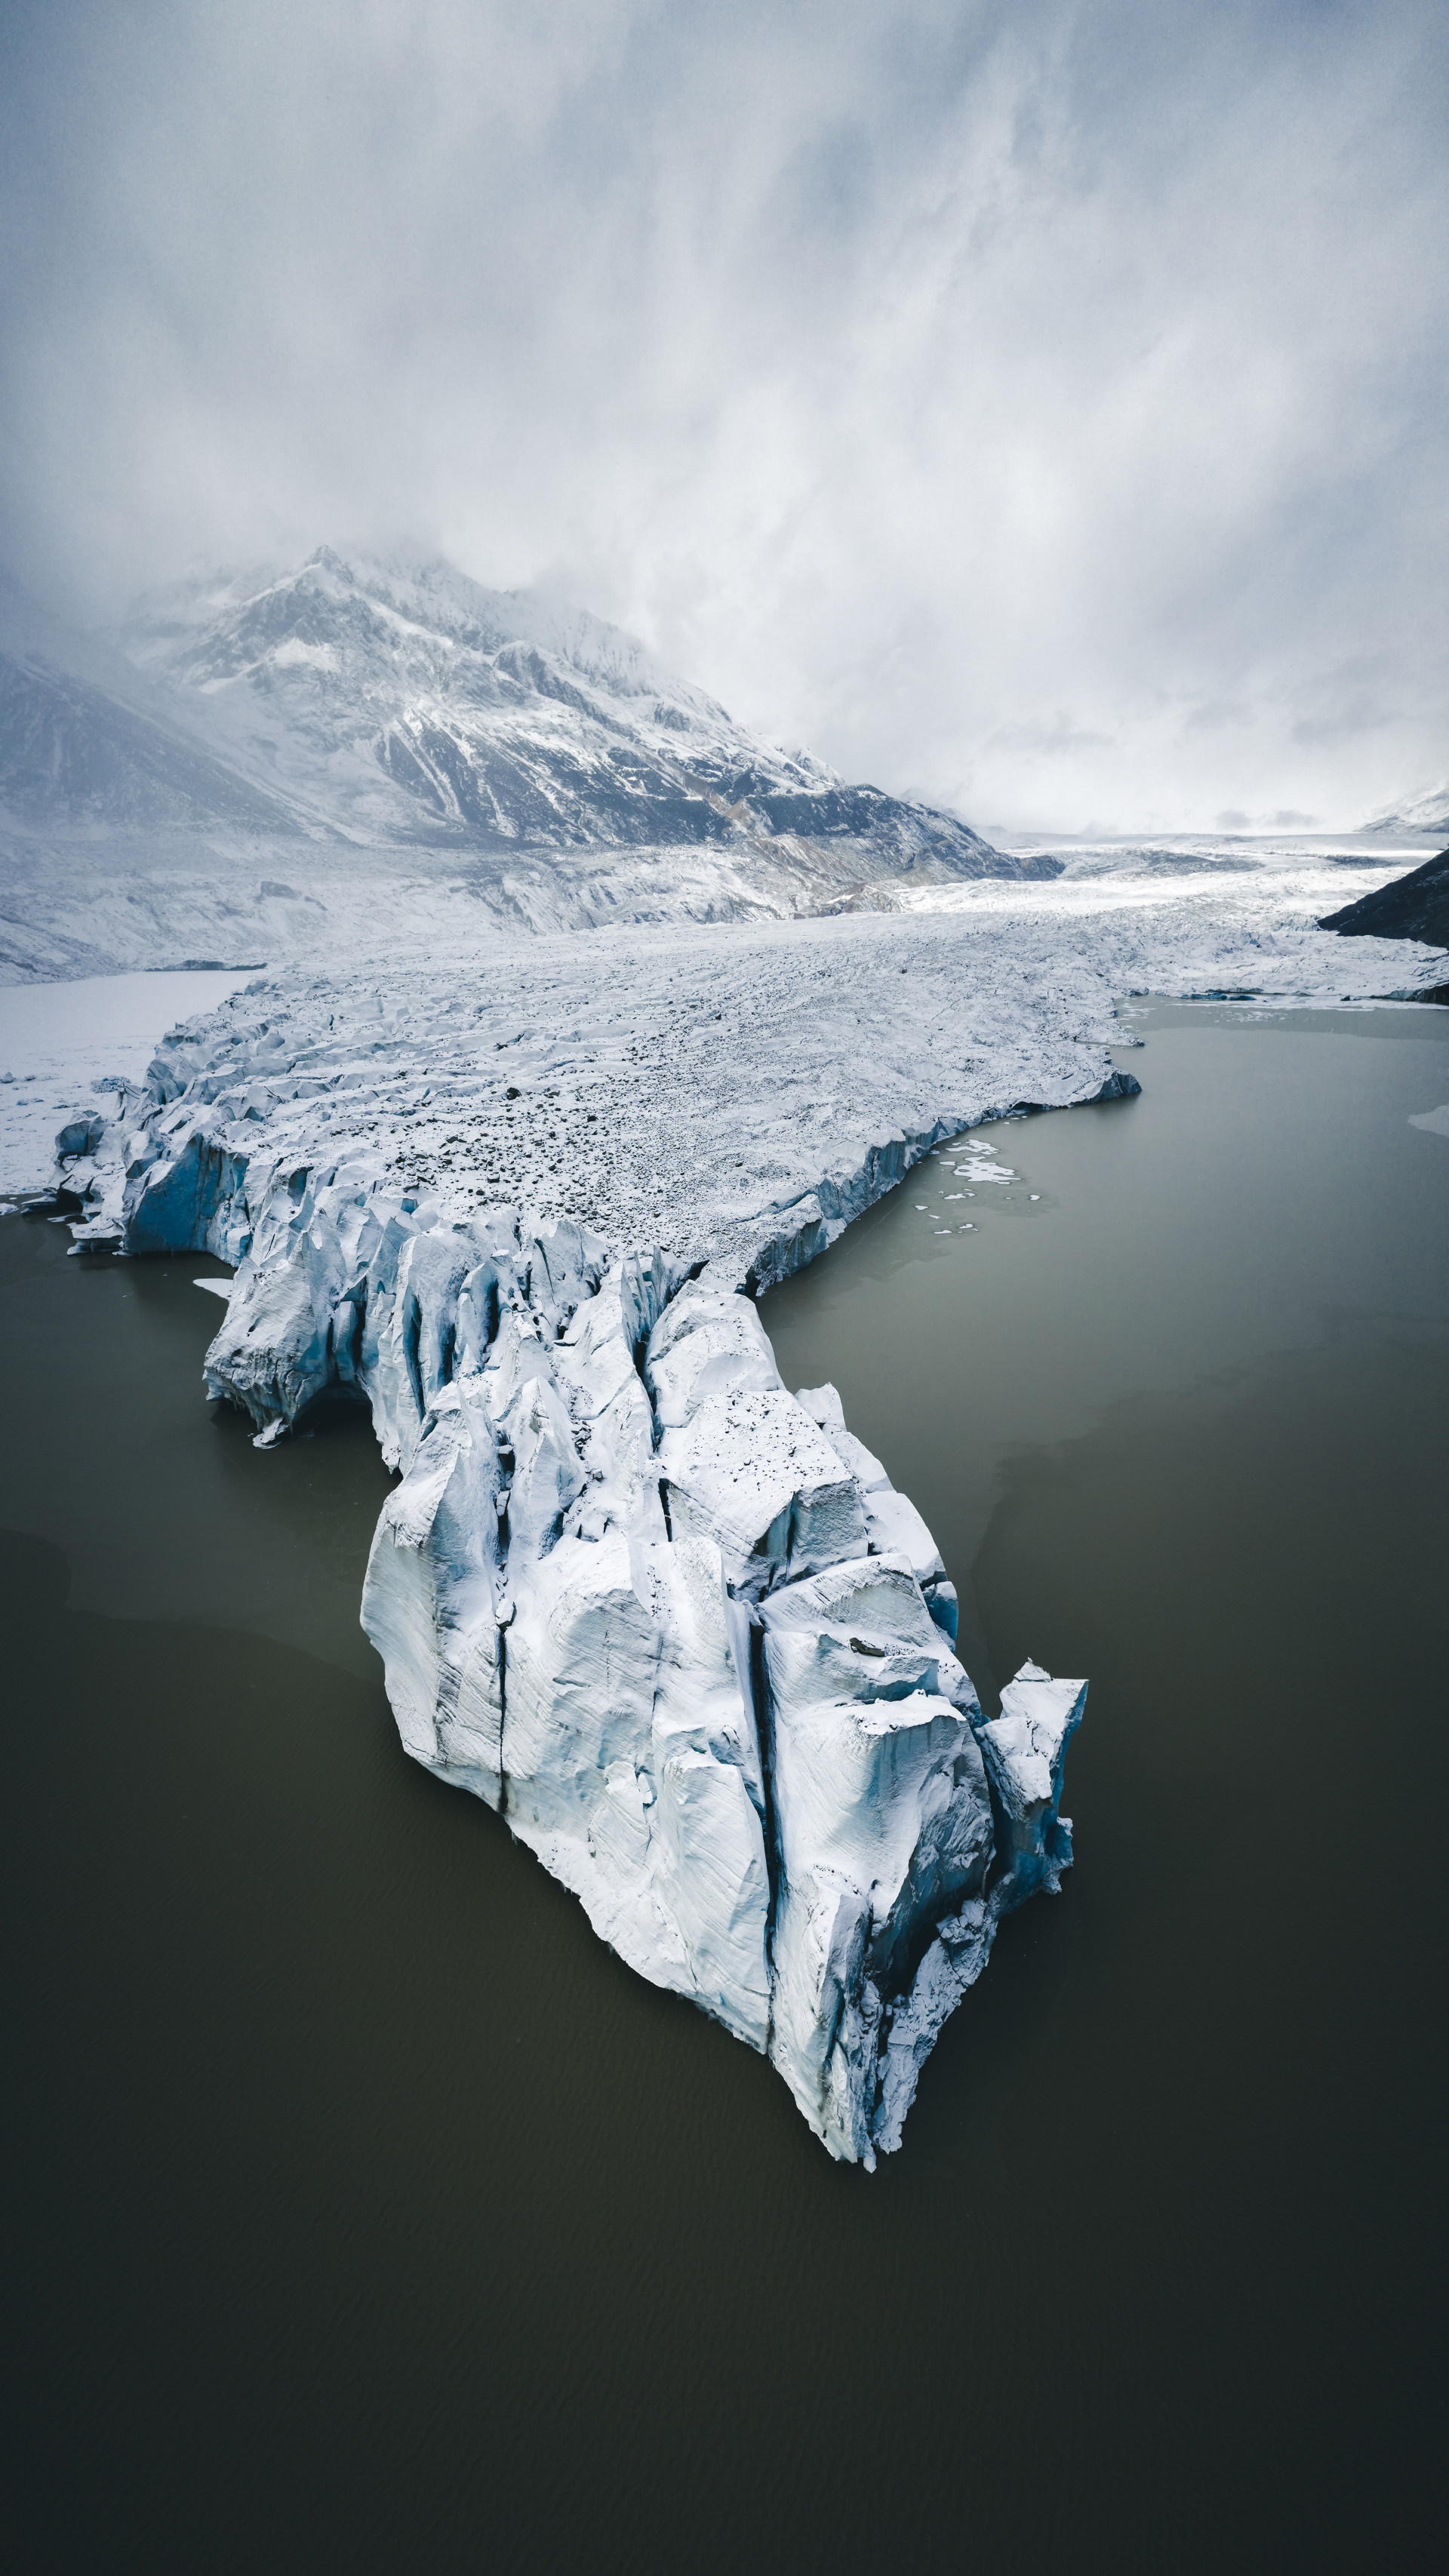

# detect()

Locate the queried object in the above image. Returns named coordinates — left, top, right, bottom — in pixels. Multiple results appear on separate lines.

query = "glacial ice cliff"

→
left=193, top=1153, right=1081, bottom=2164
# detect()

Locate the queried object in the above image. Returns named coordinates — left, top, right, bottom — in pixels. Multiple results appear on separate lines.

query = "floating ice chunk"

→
left=977, top=1658, right=1088, bottom=1910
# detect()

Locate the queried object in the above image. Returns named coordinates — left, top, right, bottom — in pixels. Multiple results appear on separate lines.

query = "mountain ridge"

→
left=109, top=544, right=1035, bottom=880
left=0, top=547, right=1062, bottom=980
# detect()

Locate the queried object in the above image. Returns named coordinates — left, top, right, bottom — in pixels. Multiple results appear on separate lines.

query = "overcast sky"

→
left=2, top=0, right=1444, bottom=832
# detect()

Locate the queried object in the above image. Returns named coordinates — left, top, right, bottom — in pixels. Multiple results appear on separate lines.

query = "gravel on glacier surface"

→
left=32, top=851, right=1438, bottom=1275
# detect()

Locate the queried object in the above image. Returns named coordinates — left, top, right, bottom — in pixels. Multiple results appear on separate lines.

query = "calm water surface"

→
left=3, top=1004, right=1446, bottom=2573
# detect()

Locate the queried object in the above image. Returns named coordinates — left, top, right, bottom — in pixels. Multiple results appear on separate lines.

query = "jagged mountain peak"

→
left=115, top=545, right=866, bottom=851
left=5, top=545, right=1048, bottom=914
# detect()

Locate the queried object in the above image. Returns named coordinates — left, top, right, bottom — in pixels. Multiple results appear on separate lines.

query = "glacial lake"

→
left=3, top=1002, right=1446, bottom=2572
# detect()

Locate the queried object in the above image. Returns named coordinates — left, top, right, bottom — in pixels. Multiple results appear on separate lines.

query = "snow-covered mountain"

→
left=0, top=546, right=1064, bottom=980
left=1361, top=778, right=1449, bottom=838
left=115, top=545, right=1017, bottom=876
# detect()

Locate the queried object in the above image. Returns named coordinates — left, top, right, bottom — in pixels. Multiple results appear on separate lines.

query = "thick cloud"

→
left=2, top=0, right=1444, bottom=829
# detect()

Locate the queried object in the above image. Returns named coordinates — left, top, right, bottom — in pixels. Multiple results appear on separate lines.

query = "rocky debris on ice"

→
left=49, top=903, right=1158, bottom=1285
left=47, top=842, right=1447, bottom=1268
left=12, top=831, right=1437, bottom=1213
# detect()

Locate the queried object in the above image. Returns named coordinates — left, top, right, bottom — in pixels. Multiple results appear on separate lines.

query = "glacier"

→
left=20, top=593, right=1449, bottom=2159
left=41, top=910, right=1140, bottom=2163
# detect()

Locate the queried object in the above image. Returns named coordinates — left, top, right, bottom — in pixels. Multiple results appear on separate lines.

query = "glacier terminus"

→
left=239, top=1203, right=1087, bottom=2168
left=48, top=921, right=1112, bottom=2165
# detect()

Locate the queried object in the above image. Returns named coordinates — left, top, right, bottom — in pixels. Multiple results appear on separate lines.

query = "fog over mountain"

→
left=2, top=1, right=1444, bottom=835
left=1, top=540, right=1033, bottom=862
left=2, top=544, right=1057, bottom=978
left=1363, top=781, right=1449, bottom=840
left=112, top=546, right=1012, bottom=869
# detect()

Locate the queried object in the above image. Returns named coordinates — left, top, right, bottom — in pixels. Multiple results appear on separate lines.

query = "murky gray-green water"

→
left=3, top=1004, right=1446, bottom=2573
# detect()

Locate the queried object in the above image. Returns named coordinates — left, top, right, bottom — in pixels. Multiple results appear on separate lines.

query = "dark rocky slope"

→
left=1319, top=848, right=1449, bottom=950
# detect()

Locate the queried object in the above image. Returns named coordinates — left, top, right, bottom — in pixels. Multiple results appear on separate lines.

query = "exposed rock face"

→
left=1319, top=848, right=1449, bottom=956
left=116, top=546, right=1032, bottom=879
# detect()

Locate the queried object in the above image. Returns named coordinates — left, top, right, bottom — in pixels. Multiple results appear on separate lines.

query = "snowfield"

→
left=11, top=843, right=1445, bottom=2166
